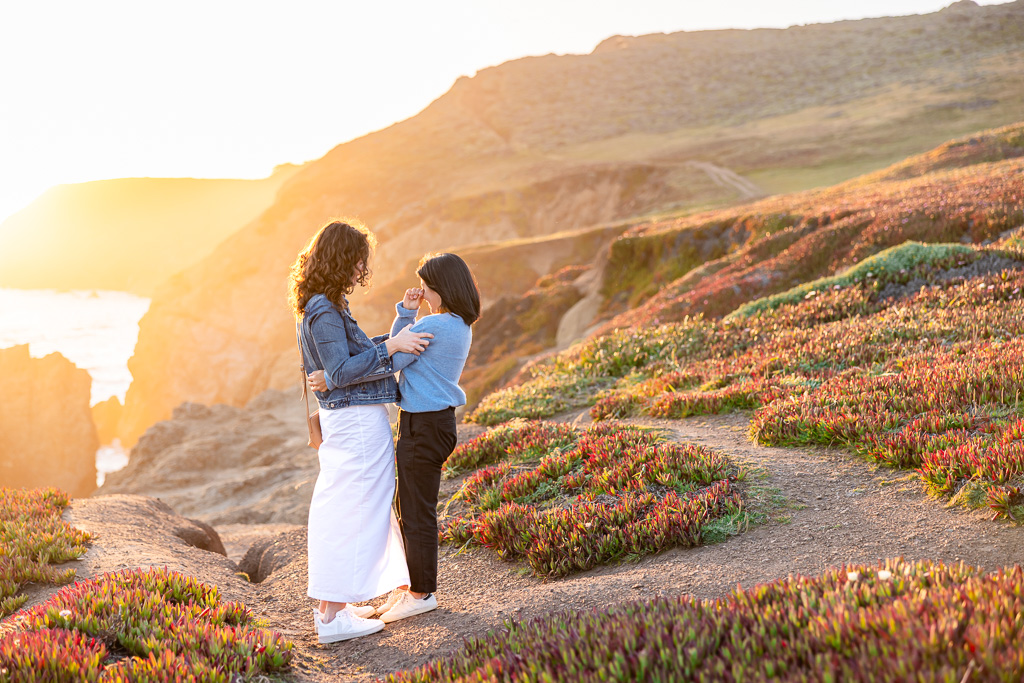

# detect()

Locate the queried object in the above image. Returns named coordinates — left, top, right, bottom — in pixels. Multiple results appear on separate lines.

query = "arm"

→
left=323, top=329, right=391, bottom=391
left=309, top=308, right=393, bottom=389
left=392, top=314, right=448, bottom=372
left=313, top=314, right=433, bottom=392
left=311, top=316, right=433, bottom=391
left=329, top=298, right=419, bottom=384
left=322, top=302, right=409, bottom=390
left=391, top=300, right=419, bottom=338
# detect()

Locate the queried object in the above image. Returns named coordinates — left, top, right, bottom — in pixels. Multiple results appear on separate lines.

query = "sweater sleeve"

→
left=391, top=301, right=419, bottom=337
left=390, top=314, right=449, bottom=372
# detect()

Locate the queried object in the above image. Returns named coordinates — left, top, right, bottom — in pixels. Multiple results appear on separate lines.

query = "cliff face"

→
left=101, top=390, right=318, bottom=526
left=117, top=1, right=1024, bottom=446
left=0, top=345, right=98, bottom=496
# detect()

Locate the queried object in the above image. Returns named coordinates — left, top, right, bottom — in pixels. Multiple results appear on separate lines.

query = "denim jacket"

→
left=298, top=293, right=398, bottom=409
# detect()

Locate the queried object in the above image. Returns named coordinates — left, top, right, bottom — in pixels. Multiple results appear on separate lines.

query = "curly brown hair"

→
left=288, top=219, right=376, bottom=318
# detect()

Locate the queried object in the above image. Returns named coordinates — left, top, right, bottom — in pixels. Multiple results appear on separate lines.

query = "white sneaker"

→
left=314, top=604, right=375, bottom=622
left=379, top=592, right=437, bottom=623
left=316, top=609, right=385, bottom=644
left=375, top=589, right=406, bottom=616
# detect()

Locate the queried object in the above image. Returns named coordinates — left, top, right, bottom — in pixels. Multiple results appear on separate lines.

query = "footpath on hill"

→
left=14, top=411, right=1023, bottom=681
left=238, top=410, right=1024, bottom=682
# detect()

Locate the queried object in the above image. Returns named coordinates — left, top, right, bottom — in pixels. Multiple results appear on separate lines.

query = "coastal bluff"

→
left=0, top=345, right=98, bottom=496
left=113, top=0, right=1024, bottom=448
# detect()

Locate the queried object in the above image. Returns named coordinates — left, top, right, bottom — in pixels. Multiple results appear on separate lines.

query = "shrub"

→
left=0, top=487, right=91, bottom=618
left=1, top=567, right=293, bottom=681
left=385, top=559, right=1024, bottom=683
left=466, top=375, right=612, bottom=426
left=444, top=420, right=578, bottom=477
left=440, top=422, right=741, bottom=577
left=728, top=241, right=978, bottom=319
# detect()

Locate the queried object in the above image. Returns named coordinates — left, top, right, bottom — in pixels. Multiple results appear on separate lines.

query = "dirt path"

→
left=244, top=411, right=1024, bottom=682
left=13, top=412, right=1022, bottom=680
left=686, top=161, right=764, bottom=199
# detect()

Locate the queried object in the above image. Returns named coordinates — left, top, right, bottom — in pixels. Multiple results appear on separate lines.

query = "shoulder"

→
left=414, top=314, right=471, bottom=337
left=412, top=313, right=456, bottom=330
left=304, top=294, right=341, bottom=318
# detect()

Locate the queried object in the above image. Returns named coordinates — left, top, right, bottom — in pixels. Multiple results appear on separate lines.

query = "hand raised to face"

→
left=403, top=287, right=425, bottom=310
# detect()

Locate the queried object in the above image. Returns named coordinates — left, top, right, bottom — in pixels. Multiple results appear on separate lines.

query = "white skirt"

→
left=307, top=403, right=410, bottom=602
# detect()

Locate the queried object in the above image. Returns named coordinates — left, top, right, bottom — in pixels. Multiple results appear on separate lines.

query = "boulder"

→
left=99, top=389, right=319, bottom=526
left=0, top=345, right=98, bottom=496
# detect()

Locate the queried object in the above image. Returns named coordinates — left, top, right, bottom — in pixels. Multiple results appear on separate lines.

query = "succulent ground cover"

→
left=439, top=421, right=742, bottom=577
left=0, top=567, right=293, bottom=682
left=603, top=154, right=1023, bottom=329
left=858, top=121, right=1024, bottom=184
left=470, top=244, right=1024, bottom=519
left=385, top=559, right=1024, bottom=683
left=0, top=487, right=91, bottom=617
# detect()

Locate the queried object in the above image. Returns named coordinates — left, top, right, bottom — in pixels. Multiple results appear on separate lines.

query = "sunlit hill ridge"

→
left=0, top=165, right=301, bottom=295
left=9, top=1, right=1022, bottom=447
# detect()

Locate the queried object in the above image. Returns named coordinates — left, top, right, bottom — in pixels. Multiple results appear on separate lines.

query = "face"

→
left=350, top=259, right=365, bottom=286
left=420, top=278, right=442, bottom=313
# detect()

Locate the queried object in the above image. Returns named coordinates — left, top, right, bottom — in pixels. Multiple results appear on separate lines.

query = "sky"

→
left=0, top=0, right=1013, bottom=225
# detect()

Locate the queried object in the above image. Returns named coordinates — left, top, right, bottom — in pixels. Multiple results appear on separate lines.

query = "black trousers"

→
left=395, top=407, right=458, bottom=594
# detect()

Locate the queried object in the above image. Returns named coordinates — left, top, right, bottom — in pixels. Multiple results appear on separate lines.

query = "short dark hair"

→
left=417, top=253, right=481, bottom=325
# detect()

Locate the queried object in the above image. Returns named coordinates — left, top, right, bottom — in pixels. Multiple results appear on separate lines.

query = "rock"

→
left=0, top=345, right=98, bottom=496
left=91, top=396, right=122, bottom=445
left=61, top=495, right=243, bottom=603
left=100, top=389, right=318, bottom=526
left=176, top=518, right=228, bottom=556
left=239, top=528, right=308, bottom=586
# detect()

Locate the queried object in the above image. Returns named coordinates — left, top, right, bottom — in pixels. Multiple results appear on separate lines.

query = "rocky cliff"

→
left=117, top=1, right=1024, bottom=446
left=0, top=345, right=98, bottom=496
left=100, top=390, right=317, bottom=526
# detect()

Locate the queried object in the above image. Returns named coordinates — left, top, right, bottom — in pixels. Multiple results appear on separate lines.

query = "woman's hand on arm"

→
left=385, top=324, right=433, bottom=356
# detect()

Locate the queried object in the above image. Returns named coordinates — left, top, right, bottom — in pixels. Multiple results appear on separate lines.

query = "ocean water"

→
left=0, top=288, right=150, bottom=485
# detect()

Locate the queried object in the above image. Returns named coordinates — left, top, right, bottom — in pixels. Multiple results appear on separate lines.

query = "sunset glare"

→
left=0, top=0, right=1013, bottom=225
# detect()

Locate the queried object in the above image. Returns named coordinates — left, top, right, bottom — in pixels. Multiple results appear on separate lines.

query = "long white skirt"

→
left=307, top=403, right=410, bottom=602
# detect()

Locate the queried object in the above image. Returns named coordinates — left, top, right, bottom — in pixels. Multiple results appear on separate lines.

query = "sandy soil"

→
left=10, top=412, right=1024, bottom=681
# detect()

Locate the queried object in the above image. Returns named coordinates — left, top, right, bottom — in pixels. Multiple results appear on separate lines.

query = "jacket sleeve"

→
left=324, top=332, right=393, bottom=390
left=309, top=306, right=393, bottom=389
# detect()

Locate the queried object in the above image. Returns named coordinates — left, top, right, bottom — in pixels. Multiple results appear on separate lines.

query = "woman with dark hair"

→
left=309, top=252, right=480, bottom=623
left=290, top=219, right=433, bottom=644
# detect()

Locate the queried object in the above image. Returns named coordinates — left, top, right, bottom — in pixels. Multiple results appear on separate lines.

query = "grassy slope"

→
left=468, top=121, right=1024, bottom=518
left=597, top=121, right=1024, bottom=326
left=117, top=1, right=1024, bottom=445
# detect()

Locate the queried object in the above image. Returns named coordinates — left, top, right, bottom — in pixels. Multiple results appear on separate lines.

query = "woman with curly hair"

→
left=289, top=219, right=432, bottom=644
left=309, top=252, right=480, bottom=624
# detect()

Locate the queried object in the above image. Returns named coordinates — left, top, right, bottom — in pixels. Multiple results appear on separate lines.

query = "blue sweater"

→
left=390, top=303, right=471, bottom=412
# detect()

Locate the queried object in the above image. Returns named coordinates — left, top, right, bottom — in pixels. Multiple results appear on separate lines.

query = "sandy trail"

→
left=248, top=411, right=1024, bottom=682
left=11, top=411, right=1021, bottom=680
left=686, top=161, right=764, bottom=199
